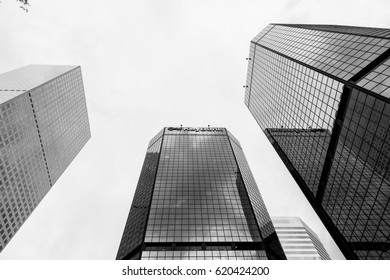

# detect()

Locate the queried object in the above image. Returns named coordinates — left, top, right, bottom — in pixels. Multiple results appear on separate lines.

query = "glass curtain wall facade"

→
left=245, top=24, right=390, bottom=259
left=272, top=217, right=331, bottom=260
left=116, top=127, right=286, bottom=260
left=0, top=65, right=91, bottom=253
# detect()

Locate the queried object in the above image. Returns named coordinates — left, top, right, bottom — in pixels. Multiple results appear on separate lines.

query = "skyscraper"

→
left=116, top=127, right=286, bottom=260
left=0, top=65, right=90, bottom=253
left=245, top=24, right=390, bottom=259
left=272, top=217, right=330, bottom=260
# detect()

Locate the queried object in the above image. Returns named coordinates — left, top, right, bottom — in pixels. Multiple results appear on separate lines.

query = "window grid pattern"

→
left=145, top=133, right=262, bottom=244
left=343, top=89, right=390, bottom=180
left=257, top=25, right=390, bottom=81
left=0, top=65, right=90, bottom=253
left=279, top=24, right=390, bottom=39
left=357, top=57, right=390, bottom=98
left=30, top=67, right=91, bottom=184
left=148, top=128, right=164, bottom=148
left=322, top=88, right=390, bottom=259
left=247, top=46, right=342, bottom=196
left=228, top=136, right=274, bottom=238
left=356, top=250, right=390, bottom=259
left=116, top=137, right=162, bottom=260
left=0, top=94, right=50, bottom=252
left=267, top=129, right=330, bottom=196
left=252, top=24, right=274, bottom=43
left=141, top=250, right=267, bottom=260
left=245, top=24, right=275, bottom=106
left=248, top=47, right=342, bottom=131
left=117, top=128, right=282, bottom=259
left=226, top=130, right=241, bottom=148
left=0, top=65, right=76, bottom=104
left=246, top=24, right=390, bottom=259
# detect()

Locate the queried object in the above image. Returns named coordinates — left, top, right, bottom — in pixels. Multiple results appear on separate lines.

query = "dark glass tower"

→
left=116, top=127, right=286, bottom=260
left=245, top=24, right=390, bottom=259
left=0, top=65, right=90, bottom=253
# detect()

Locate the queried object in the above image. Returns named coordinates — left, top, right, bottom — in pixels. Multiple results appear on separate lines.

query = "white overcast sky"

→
left=0, top=0, right=389, bottom=260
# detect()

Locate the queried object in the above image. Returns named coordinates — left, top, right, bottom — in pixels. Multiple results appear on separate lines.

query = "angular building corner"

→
left=0, top=65, right=91, bottom=253
left=116, top=127, right=286, bottom=260
left=245, top=24, right=390, bottom=259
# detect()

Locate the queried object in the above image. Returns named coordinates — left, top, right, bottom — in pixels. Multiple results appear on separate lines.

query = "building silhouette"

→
left=116, top=127, right=286, bottom=260
left=245, top=24, right=390, bottom=259
left=272, top=217, right=331, bottom=260
left=0, top=65, right=90, bottom=253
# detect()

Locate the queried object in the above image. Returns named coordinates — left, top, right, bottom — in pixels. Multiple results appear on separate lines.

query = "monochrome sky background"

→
left=0, top=0, right=389, bottom=260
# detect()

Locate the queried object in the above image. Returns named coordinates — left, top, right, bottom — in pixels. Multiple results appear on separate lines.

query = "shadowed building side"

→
left=245, top=23, right=390, bottom=259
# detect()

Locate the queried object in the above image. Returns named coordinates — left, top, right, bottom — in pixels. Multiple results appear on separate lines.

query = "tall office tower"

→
left=272, top=217, right=331, bottom=260
left=0, top=65, right=90, bottom=253
left=244, top=24, right=390, bottom=259
left=116, top=127, right=286, bottom=260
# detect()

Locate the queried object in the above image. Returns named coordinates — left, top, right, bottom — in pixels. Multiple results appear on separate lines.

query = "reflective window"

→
left=117, top=128, right=284, bottom=259
left=246, top=24, right=390, bottom=259
left=146, top=132, right=261, bottom=243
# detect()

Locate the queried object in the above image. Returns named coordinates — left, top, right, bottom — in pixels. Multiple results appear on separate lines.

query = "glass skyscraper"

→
left=272, top=217, right=330, bottom=260
left=116, top=127, right=286, bottom=260
left=0, top=65, right=90, bottom=253
left=245, top=24, right=390, bottom=259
